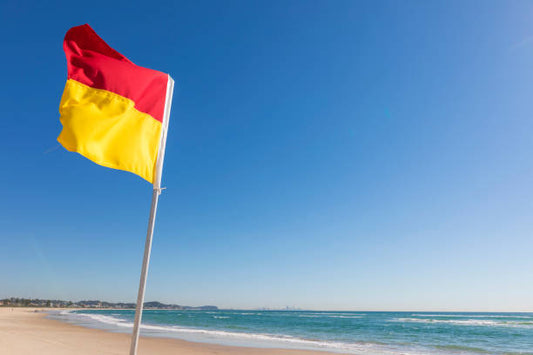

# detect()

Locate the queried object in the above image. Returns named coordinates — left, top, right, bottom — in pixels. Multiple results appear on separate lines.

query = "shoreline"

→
left=0, top=308, right=338, bottom=355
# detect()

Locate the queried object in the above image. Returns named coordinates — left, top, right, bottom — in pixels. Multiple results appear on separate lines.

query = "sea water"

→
left=48, top=310, right=533, bottom=354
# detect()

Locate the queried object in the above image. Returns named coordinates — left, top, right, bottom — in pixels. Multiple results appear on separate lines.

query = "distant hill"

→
left=0, top=297, right=218, bottom=310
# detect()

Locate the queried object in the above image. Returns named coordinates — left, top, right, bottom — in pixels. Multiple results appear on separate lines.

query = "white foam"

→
left=70, top=312, right=134, bottom=328
left=59, top=311, right=428, bottom=354
left=411, top=314, right=533, bottom=319
left=393, top=317, right=533, bottom=328
left=134, top=326, right=427, bottom=355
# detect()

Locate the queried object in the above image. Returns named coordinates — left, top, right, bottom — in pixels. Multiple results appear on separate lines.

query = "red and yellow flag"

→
left=57, top=24, right=170, bottom=183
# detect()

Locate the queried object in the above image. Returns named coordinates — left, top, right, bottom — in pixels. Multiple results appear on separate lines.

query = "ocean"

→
left=48, top=309, right=533, bottom=354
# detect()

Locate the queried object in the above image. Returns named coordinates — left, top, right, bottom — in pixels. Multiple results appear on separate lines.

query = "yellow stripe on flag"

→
left=58, top=79, right=162, bottom=183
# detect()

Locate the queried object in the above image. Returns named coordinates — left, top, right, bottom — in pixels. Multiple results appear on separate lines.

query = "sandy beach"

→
left=0, top=308, right=338, bottom=355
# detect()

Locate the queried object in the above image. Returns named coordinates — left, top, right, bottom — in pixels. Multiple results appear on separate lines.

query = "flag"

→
left=57, top=24, right=170, bottom=183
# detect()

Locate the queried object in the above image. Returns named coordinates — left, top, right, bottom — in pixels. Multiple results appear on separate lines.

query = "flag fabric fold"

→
left=58, top=24, right=169, bottom=183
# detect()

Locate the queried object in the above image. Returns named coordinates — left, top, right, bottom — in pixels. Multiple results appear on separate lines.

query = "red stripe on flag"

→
left=64, top=24, right=168, bottom=123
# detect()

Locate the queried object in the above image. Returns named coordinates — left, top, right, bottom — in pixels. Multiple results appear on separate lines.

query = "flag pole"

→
left=129, top=75, right=174, bottom=355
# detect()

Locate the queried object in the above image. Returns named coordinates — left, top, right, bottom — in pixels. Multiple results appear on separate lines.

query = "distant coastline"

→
left=0, top=297, right=217, bottom=310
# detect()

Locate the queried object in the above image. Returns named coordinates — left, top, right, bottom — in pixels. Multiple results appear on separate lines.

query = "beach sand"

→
left=0, top=308, right=336, bottom=355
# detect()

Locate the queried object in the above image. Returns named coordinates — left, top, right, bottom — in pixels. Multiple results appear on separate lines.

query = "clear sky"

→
left=1, top=0, right=533, bottom=311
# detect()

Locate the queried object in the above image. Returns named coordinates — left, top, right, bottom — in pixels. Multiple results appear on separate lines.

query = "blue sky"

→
left=1, top=0, right=533, bottom=311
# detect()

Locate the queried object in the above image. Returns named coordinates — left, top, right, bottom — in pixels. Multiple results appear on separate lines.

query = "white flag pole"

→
left=129, top=75, right=174, bottom=355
